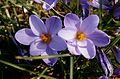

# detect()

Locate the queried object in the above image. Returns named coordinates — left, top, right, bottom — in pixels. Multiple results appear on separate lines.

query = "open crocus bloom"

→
left=58, top=13, right=110, bottom=59
left=15, top=15, right=67, bottom=66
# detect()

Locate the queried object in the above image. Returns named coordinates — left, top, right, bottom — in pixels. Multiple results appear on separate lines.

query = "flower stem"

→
left=16, top=54, right=71, bottom=60
left=70, top=56, right=73, bottom=79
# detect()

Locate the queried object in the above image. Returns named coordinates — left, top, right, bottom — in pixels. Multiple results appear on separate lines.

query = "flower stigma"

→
left=88, top=0, right=93, bottom=3
left=76, top=32, right=86, bottom=41
left=40, top=33, right=51, bottom=44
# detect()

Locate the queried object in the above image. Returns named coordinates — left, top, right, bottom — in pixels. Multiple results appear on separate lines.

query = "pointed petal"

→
left=29, top=15, right=47, bottom=36
left=67, top=43, right=81, bottom=55
left=41, top=47, right=58, bottom=66
left=30, top=41, right=47, bottom=56
left=64, top=13, right=80, bottom=29
left=49, top=35, right=67, bottom=51
left=43, top=0, right=58, bottom=10
left=46, top=16, right=62, bottom=35
left=34, top=0, right=42, bottom=4
left=87, top=30, right=110, bottom=47
left=15, top=28, right=36, bottom=45
left=58, top=28, right=77, bottom=41
left=98, top=76, right=108, bottom=79
left=78, top=39, right=96, bottom=59
left=97, top=48, right=113, bottom=76
left=112, top=46, right=120, bottom=64
left=80, top=15, right=99, bottom=34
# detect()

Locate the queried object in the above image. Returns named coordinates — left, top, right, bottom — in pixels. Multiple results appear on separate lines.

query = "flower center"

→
left=88, top=0, right=93, bottom=3
left=76, top=32, right=86, bottom=41
left=40, top=33, right=51, bottom=44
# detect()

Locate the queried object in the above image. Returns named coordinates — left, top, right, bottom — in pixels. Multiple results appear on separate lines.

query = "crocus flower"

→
left=97, top=48, right=113, bottom=77
left=112, top=46, right=120, bottom=64
left=15, top=15, right=67, bottom=66
left=58, top=13, right=110, bottom=59
left=34, top=0, right=70, bottom=10
left=80, top=0, right=110, bottom=9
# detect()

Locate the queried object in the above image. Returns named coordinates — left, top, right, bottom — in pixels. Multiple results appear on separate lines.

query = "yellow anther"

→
left=76, top=32, right=86, bottom=41
left=88, top=0, right=93, bottom=3
left=40, top=33, right=51, bottom=44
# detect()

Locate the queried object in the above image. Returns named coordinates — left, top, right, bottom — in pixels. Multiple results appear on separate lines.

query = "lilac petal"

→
left=98, top=76, right=108, bottom=79
left=46, top=16, right=62, bottom=36
left=67, top=43, right=81, bottom=55
left=88, top=0, right=109, bottom=9
left=15, top=28, right=36, bottom=45
left=43, top=0, right=58, bottom=10
left=41, top=47, right=58, bottom=66
left=112, top=46, right=120, bottom=64
left=49, top=35, right=67, bottom=51
left=80, top=15, right=99, bottom=34
left=77, top=40, right=87, bottom=47
left=97, top=48, right=113, bottom=77
left=87, top=30, right=110, bottom=47
left=29, top=15, right=47, bottom=36
left=78, top=39, right=96, bottom=59
left=64, top=13, right=80, bottom=29
left=34, top=0, right=42, bottom=4
left=30, top=41, right=47, bottom=56
left=58, top=28, right=77, bottom=41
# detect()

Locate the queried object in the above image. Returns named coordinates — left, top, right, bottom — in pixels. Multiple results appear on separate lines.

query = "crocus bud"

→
left=97, top=48, right=113, bottom=77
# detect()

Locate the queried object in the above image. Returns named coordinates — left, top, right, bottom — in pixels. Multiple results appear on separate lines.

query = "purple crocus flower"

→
left=15, top=15, right=67, bottom=66
left=80, top=0, right=110, bottom=9
left=112, top=46, right=120, bottom=64
left=97, top=48, right=113, bottom=77
left=34, top=0, right=70, bottom=10
left=58, top=13, right=110, bottom=59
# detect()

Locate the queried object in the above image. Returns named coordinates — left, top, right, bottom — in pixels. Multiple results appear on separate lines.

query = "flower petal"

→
left=41, top=47, right=58, bottom=66
left=15, top=28, right=36, bottom=45
left=43, top=0, right=58, bottom=10
left=87, top=30, right=110, bottom=47
left=49, top=35, right=67, bottom=51
left=97, top=48, right=113, bottom=76
left=98, top=76, right=108, bottom=79
left=64, top=13, right=80, bottom=29
left=34, top=0, right=42, bottom=4
left=67, top=43, right=81, bottom=55
left=80, top=15, right=99, bottom=34
left=30, top=41, right=47, bottom=56
left=29, top=15, right=47, bottom=36
left=46, top=16, right=62, bottom=35
left=78, top=39, right=96, bottom=59
left=58, top=28, right=77, bottom=41
left=112, top=46, right=120, bottom=64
